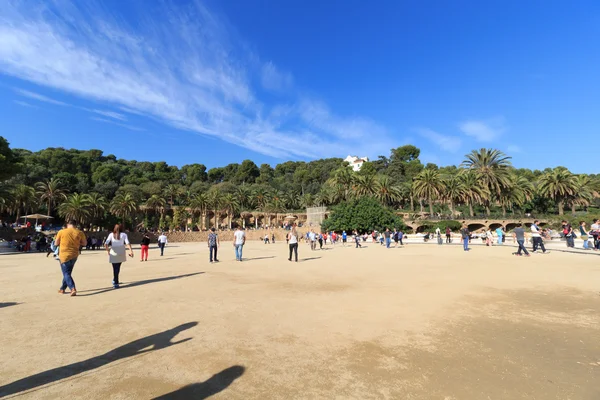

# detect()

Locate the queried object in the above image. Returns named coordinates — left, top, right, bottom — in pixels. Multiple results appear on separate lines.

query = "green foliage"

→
left=322, top=197, right=405, bottom=233
left=0, top=137, right=21, bottom=181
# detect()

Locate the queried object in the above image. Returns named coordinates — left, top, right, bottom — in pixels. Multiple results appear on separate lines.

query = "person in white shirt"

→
left=308, top=230, right=317, bottom=250
left=591, top=219, right=599, bottom=251
left=288, top=224, right=299, bottom=262
left=530, top=220, right=547, bottom=253
left=233, top=227, right=246, bottom=261
left=158, top=232, right=168, bottom=256
left=105, top=224, right=133, bottom=289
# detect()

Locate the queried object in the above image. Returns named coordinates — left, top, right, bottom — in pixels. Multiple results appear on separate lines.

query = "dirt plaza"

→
left=1, top=241, right=599, bottom=399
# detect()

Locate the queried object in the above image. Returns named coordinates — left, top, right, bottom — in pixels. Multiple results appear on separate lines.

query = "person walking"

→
left=105, top=224, right=134, bottom=289
left=140, top=233, right=150, bottom=261
left=496, top=226, right=504, bottom=245
left=288, top=224, right=299, bottom=262
left=157, top=232, right=168, bottom=256
left=208, top=227, right=220, bottom=262
left=445, top=227, right=452, bottom=244
left=591, top=219, right=600, bottom=251
left=318, top=233, right=323, bottom=249
left=579, top=221, right=589, bottom=250
left=342, top=231, right=347, bottom=246
left=435, top=226, right=442, bottom=245
left=309, top=230, right=317, bottom=250
left=562, top=220, right=575, bottom=248
left=354, top=230, right=362, bottom=248
left=460, top=225, right=470, bottom=251
left=398, top=230, right=404, bottom=246
left=512, top=224, right=530, bottom=256
left=54, top=220, right=87, bottom=296
left=233, top=226, right=246, bottom=261
left=531, top=220, right=548, bottom=254
left=384, top=228, right=392, bottom=248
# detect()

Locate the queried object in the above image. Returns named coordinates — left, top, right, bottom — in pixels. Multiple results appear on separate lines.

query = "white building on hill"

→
left=344, top=155, right=369, bottom=171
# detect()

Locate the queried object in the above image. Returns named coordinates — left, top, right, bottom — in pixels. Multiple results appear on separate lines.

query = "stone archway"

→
left=489, top=223, right=504, bottom=231
left=505, top=223, right=520, bottom=231
left=468, top=223, right=486, bottom=232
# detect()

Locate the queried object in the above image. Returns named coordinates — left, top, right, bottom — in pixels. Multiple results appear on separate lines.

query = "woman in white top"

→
left=288, top=224, right=299, bottom=262
left=105, top=224, right=133, bottom=289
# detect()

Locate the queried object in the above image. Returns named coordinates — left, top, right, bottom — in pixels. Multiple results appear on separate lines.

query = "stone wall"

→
left=83, top=229, right=294, bottom=244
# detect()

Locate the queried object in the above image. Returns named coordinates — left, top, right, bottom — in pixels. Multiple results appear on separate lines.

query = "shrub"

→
left=322, top=197, right=405, bottom=233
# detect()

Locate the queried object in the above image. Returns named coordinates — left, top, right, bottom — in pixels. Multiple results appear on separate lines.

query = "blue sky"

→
left=0, top=0, right=599, bottom=172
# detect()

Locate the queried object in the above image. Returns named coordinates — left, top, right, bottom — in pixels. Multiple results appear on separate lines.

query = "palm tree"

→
left=146, top=194, right=167, bottom=217
left=412, top=169, right=443, bottom=216
left=190, top=193, right=209, bottom=230
left=374, top=175, right=401, bottom=206
left=163, top=184, right=183, bottom=207
left=498, top=174, right=534, bottom=216
left=460, top=171, right=489, bottom=217
left=443, top=175, right=466, bottom=217
left=58, top=193, right=92, bottom=224
left=36, top=178, right=68, bottom=217
left=537, top=168, right=577, bottom=215
left=352, top=175, right=376, bottom=198
left=329, top=167, right=354, bottom=200
left=221, top=193, right=239, bottom=229
left=11, top=184, right=36, bottom=221
left=567, top=174, right=595, bottom=214
left=253, top=186, right=269, bottom=211
left=236, top=186, right=253, bottom=211
left=284, top=190, right=300, bottom=211
left=461, top=148, right=512, bottom=214
left=110, top=193, right=138, bottom=227
left=87, top=192, right=108, bottom=226
left=300, top=193, right=315, bottom=208
left=207, top=189, right=222, bottom=228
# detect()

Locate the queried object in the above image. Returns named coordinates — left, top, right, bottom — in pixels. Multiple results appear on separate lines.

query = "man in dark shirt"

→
left=512, top=224, right=529, bottom=256
left=460, top=225, right=470, bottom=251
left=208, top=228, right=219, bottom=263
left=384, top=228, right=392, bottom=248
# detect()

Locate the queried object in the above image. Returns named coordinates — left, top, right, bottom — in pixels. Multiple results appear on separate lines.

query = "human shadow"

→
left=0, top=322, right=198, bottom=397
left=299, top=257, right=321, bottom=262
left=77, top=273, right=204, bottom=297
left=153, top=365, right=245, bottom=399
left=0, top=302, right=19, bottom=308
left=244, top=256, right=275, bottom=261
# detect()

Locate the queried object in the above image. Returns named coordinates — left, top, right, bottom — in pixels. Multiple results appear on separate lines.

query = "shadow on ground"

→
left=0, top=322, right=198, bottom=398
left=77, top=272, right=204, bottom=296
left=0, top=302, right=19, bottom=309
left=153, top=365, right=245, bottom=399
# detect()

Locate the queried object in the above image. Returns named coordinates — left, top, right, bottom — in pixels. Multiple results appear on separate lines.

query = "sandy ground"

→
left=1, top=240, right=599, bottom=400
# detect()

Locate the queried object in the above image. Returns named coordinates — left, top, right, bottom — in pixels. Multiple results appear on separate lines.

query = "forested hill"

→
left=1, top=136, right=599, bottom=227
left=4, top=144, right=435, bottom=203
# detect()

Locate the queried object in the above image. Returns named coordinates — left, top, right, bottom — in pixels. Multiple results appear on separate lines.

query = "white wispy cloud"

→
left=14, top=88, right=69, bottom=106
left=13, top=100, right=38, bottom=108
left=91, top=117, right=144, bottom=131
left=458, top=117, right=507, bottom=142
left=85, top=108, right=127, bottom=121
left=261, top=61, right=294, bottom=92
left=415, top=127, right=462, bottom=153
left=0, top=0, right=393, bottom=159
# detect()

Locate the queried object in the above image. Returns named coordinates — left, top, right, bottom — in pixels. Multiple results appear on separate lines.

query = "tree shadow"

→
left=153, top=365, right=245, bottom=399
left=299, top=257, right=321, bottom=262
left=0, top=302, right=19, bottom=308
left=244, top=256, right=275, bottom=261
left=0, top=322, right=198, bottom=397
left=77, top=273, right=204, bottom=296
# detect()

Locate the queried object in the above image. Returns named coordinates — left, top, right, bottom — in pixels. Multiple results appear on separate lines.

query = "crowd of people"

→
left=30, top=216, right=600, bottom=298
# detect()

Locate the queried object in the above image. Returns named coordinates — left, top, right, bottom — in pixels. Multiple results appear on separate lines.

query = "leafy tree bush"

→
left=322, top=197, right=405, bottom=233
